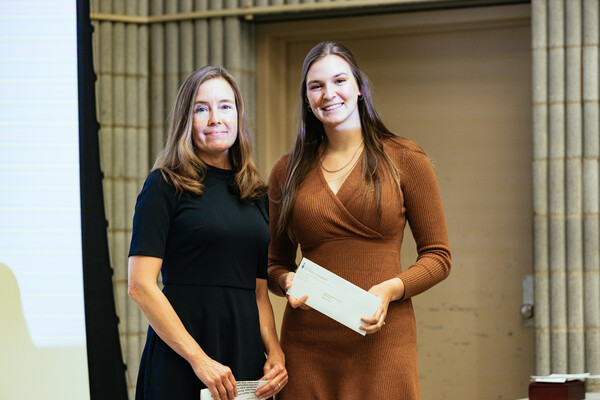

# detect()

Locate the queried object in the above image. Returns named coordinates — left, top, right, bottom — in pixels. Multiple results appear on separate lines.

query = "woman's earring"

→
left=307, top=105, right=313, bottom=113
left=358, top=94, right=364, bottom=101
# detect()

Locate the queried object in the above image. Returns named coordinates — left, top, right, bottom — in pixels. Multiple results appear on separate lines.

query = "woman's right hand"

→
left=280, top=272, right=310, bottom=310
left=191, top=357, right=237, bottom=400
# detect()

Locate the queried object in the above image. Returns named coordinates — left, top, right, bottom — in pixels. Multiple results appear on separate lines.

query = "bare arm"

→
left=128, top=255, right=237, bottom=400
left=253, top=279, right=287, bottom=399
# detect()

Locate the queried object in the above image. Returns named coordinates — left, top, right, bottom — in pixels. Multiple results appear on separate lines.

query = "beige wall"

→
left=257, top=4, right=533, bottom=399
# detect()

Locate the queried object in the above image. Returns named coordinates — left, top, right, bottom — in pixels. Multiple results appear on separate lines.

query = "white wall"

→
left=0, top=1, right=90, bottom=398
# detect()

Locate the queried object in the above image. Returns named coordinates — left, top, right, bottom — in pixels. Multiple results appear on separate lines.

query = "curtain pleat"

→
left=532, top=0, right=600, bottom=391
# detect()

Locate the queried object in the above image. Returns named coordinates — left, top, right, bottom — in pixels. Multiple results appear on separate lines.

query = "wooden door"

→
left=257, top=4, right=533, bottom=399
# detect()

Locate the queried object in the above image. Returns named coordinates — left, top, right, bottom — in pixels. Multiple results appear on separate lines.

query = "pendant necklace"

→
left=320, top=142, right=364, bottom=173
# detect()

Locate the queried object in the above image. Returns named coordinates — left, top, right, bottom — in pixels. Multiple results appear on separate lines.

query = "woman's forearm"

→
left=255, top=279, right=284, bottom=357
left=128, top=256, right=208, bottom=364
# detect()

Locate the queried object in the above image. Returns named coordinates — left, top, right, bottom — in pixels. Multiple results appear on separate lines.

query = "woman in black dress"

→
left=128, top=66, right=287, bottom=400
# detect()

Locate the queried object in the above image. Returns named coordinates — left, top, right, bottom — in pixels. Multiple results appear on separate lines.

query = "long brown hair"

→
left=153, top=65, right=266, bottom=200
left=277, top=41, right=403, bottom=236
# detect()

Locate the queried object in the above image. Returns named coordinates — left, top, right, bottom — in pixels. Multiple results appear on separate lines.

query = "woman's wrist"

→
left=388, top=277, right=405, bottom=301
left=267, top=347, right=285, bottom=362
left=278, top=273, right=288, bottom=293
left=376, top=278, right=405, bottom=303
left=268, top=346, right=284, bottom=357
left=184, top=345, right=210, bottom=366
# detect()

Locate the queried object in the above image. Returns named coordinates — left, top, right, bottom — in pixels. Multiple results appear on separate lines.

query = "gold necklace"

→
left=320, top=142, right=364, bottom=173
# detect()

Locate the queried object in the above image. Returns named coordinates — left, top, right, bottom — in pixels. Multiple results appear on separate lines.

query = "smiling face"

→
left=305, top=54, right=362, bottom=132
left=192, top=77, right=238, bottom=168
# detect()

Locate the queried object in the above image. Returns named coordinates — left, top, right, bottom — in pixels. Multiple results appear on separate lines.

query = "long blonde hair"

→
left=153, top=66, right=266, bottom=200
left=277, top=41, right=406, bottom=236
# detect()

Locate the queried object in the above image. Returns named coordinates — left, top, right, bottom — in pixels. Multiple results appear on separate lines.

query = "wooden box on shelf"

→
left=529, top=380, right=585, bottom=400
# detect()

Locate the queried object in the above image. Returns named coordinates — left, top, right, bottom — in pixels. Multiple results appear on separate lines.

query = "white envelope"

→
left=286, top=257, right=382, bottom=335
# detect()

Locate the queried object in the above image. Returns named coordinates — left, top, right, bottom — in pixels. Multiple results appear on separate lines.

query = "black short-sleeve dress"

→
left=129, top=166, right=269, bottom=400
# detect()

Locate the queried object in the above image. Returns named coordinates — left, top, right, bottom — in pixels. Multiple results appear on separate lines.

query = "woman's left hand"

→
left=254, top=351, right=287, bottom=399
left=360, top=278, right=404, bottom=335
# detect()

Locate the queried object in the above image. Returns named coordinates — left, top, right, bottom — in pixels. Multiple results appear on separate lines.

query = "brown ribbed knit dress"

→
left=267, top=137, right=451, bottom=400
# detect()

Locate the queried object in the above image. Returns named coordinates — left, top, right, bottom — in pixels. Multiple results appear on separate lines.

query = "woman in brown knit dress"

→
left=267, top=41, right=451, bottom=399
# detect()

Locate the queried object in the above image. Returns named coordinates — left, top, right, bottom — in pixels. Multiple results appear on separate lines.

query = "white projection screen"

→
left=0, top=1, right=90, bottom=398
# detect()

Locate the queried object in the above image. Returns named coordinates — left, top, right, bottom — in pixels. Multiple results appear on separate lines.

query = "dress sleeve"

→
left=396, top=146, right=451, bottom=299
left=267, top=156, right=299, bottom=296
left=128, top=170, right=178, bottom=259
left=256, top=195, right=269, bottom=280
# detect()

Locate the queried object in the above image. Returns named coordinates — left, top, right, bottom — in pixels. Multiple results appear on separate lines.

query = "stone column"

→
left=532, top=0, right=600, bottom=391
left=582, top=0, right=600, bottom=393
